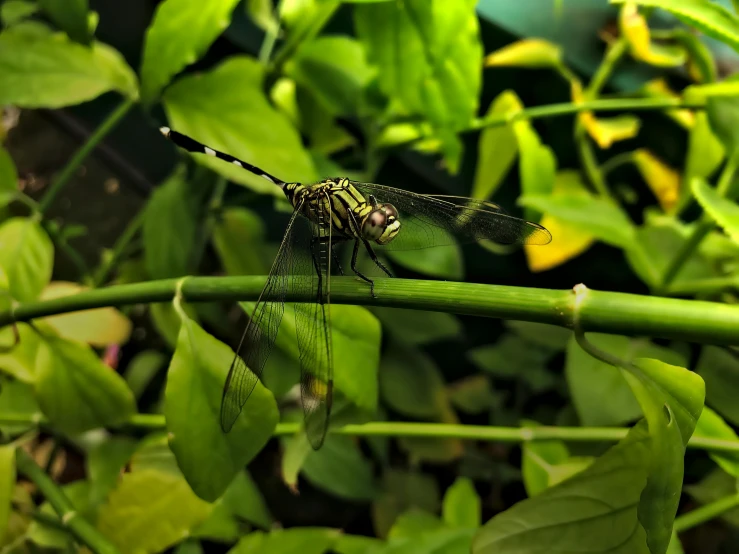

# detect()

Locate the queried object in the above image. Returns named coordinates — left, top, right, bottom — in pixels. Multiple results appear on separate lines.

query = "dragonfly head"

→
left=363, top=203, right=400, bottom=245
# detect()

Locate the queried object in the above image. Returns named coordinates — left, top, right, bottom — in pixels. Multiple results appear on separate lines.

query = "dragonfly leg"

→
left=350, top=239, right=377, bottom=298
left=362, top=239, right=393, bottom=278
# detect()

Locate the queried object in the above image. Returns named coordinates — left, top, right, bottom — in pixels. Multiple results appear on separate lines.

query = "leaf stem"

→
left=37, top=99, right=135, bottom=214
left=16, top=449, right=121, bottom=554
left=674, top=493, right=739, bottom=532
left=92, top=208, right=146, bottom=287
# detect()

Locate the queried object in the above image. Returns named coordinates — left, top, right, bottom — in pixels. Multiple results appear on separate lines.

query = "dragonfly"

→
left=159, top=126, right=552, bottom=450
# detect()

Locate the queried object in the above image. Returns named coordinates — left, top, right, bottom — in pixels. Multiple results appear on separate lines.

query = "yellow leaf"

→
left=632, top=149, right=680, bottom=213
left=640, top=79, right=695, bottom=128
left=39, top=282, right=132, bottom=347
left=484, top=39, right=562, bottom=70
left=619, top=3, right=686, bottom=67
left=572, top=81, right=641, bottom=148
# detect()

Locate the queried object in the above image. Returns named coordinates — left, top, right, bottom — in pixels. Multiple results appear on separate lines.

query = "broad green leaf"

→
left=332, top=534, right=384, bottom=554
left=38, top=282, right=132, bottom=346
left=0, top=25, right=137, bottom=107
left=386, top=240, right=463, bottom=280
left=380, top=342, right=446, bottom=419
left=0, top=146, right=17, bottom=208
left=0, top=323, right=41, bottom=383
left=175, top=540, right=204, bottom=554
left=35, top=335, right=136, bottom=434
left=355, top=0, right=482, bottom=130
left=697, top=345, right=739, bottom=425
left=521, top=430, right=569, bottom=497
left=0, top=217, right=53, bottom=302
left=165, top=307, right=279, bottom=501
left=505, top=320, right=571, bottom=351
left=129, top=433, right=182, bottom=475
left=151, top=300, right=199, bottom=349
left=285, top=36, right=374, bottom=116
left=520, top=193, right=635, bottom=248
left=484, top=39, right=562, bottom=69
left=163, top=56, right=318, bottom=194
left=468, top=333, right=552, bottom=379
left=372, top=469, right=440, bottom=539
left=86, top=436, right=138, bottom=507
left=280, top=430, right=313, bottom=492
left=386, top=528, right=475, bottom=554
left=0, top=378, right=40, bottom=436
left=472, top=91, right=521, bottom=200
left=632, top=149, right=680, bottom=213
left=1, top=1, right=38, bottom=26
left=693, top=178, right=739, bottom=242
left=684, top=112, right=724, bottom=204
left=38, top=0, right=90, bottom=44
left=0, top=444, right=14, bottom=545
left=140, top=0, right=241, bottom=103
left=213, top=207, right=269, bottom=276
left=123, top=350, right=167, bottom=400
left=372, top=308, right=461, bottom=346
left=667, top=531, right=684, bottom=554
left=706, top=96, right=739, bottom=155
left=390, top=509, right=446, bottom=538
left=442, top=478, right=480, bottom=529
left=447, top=375, right=497, bottom=415
left=513, top=121, right=556, bottom=221
left=300, top=435, right=376, bottom=500
left=97, top=469, right=212, bottom=553
left=229, top=528, right=341, bottom=554
left=472, top=424, right=651, bottom=554
left=143, top=168, right=201, bottom=280
left=693, top=405, right=739, bottom=477
left=565, top=334, right=685, bottom=426
left=610, top=0, right=739, bottom=54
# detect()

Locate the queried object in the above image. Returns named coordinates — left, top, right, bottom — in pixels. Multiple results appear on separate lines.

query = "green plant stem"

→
left=585, top=38, right=628, bottom=98
left=666, top=275, right=739, bottom=297
left=2, top=278, right=739, bottom=344
left=576, top=128, right=611, bottom=197
left=658, top=154, right=739, bottom=294
left=37, top=99, right=135, bottom=215
left=43, top=222, right=91, bottom=283
left=191, top=176, right=228, bottom=272
left=92, top=208, right=146, bottom=287
left=16, top=449, right=121, bottom=554
left=674, top=493, right=739, bottom=532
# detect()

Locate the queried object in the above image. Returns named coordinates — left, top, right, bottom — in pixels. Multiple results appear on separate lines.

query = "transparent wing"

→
left=296, top=191, right=333, bottom=450
left=220, top=200, right=305, bottom=433
left=350, top=182, right=552, bottom=251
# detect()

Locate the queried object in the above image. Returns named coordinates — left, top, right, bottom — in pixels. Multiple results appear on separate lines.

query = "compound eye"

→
left=363, top=209, right=387, bottom=240
left=381, top=203, right=398, bottom=220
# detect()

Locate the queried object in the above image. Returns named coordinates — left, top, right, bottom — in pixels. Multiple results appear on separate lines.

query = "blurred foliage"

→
left=2, top=0, right=739, bottom=553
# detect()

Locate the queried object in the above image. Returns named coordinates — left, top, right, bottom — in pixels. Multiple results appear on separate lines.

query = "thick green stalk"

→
left=674, top=493, right=739, bottom=532
left=2, top=277, right=739, bottom=344
left=16, top=449, right=121, bottom=554
left=38, top=99, right=135, bottom=214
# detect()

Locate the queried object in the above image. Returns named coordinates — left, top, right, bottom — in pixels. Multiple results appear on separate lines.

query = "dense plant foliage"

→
left=2, top=0, right=739, bottom=553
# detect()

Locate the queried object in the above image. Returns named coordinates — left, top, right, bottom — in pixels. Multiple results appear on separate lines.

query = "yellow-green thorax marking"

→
left=283, top=178, right=401, bottom=246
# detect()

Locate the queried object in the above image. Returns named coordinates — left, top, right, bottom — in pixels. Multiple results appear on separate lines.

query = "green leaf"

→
left=229, top=528, right=341, bottom=554
left=286, top=36, right=375, bottom=116
left=355, top=0, right=482, bottom=129
left=213, top=207, right=269, bottom=276
left=38, top=0, right=91, bottom=44
left=386, top=241, right=463, bottom=280
left=697, top=345, right=739, bottom=425
left=86, top=436, right=138, bottom=507
left=0, top=378, right=40, bottom=436
left=165, top=306, right=279, bottom=501
left=684, top=112, right=724, bottom=204
left=299, top=435, right=376, bottom=501
left=447, top=375, right=497, bottom=415
left=0, top=146, right=18, bottom=208
left=143, top=168, right=201, bottom=280
left=1, top=1, right=39, bottom=27
left=140, top=0, right=241, bottom=104
left=0, top=217, right=53, bottom=302
left=468, top=333, right=552, bottom=379
left=472, top=91, right=521, bottom=200
left=27, top=481, right=92, bottom=548
left=0, top=323, right=41, bottom=383
left=565, top=334, right=686, bottom=426
left=0, top=444, right=15, bottom=545
left=520, top=194, right=635, bottom=248
left=610, top=0, right=739, bottom=54
left=0, top=25, right=137, bottom=107
left=246, top=0, right=279, bottom=33
left=685, top=468, right=739, bottom=526
left=706, top=96, right=739, bottom=155
left=97, top=469, right=212, bottom=554
left=35, top=335, right=136, bottom=434
left=693, top=405, right=739, bottom=477
left=175, top=540, right=204, bottom=554
left=123, top=349, right=167, bottom=400
left=513, top=120, right=556, bottom=221
left=390, top=508, right=446, bottom=538
left=372, top=469, right=441, bottom=539
left=332, top=534, right=384, bottom=554
left=129, top=433, right=181, bottom=475
left=473, top=424, right=651, bottom=554
left=372, top=308, right=461, bottom=346
left=163, top=56, right=318, bottom=194
left=505, top=320, right=571, bottom=351
left=521, top=430, right=568, bottom=497
left=151, top=301, right=199, bottom=349
left=693, top=178, right=739, bottom=242
left=667, top=531, right=684, bottom=554
left=442, top=477, right=480, bottom=529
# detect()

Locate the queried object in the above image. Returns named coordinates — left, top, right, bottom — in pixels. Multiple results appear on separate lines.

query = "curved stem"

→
left=37, top=99, right=135, bottom=214
left=16, top=449, right=121, bottom=554
left=2, top=276, right=739, bottom=344
left=92, top=208, right=146, bottom=287
left=674, top=493, right=739, bottom=532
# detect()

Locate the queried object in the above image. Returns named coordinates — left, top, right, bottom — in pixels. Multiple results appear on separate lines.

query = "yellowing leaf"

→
left=640, top=79, right=695, bottom=128
left=484, top=39, right=562, bottom=70
left=572, top=81, right=641, bottom=148
left=619, top=3, right=686, bottom=67
left=39, top=282, right=132, bottom=346
left=632, top=149, right=680, bottom=213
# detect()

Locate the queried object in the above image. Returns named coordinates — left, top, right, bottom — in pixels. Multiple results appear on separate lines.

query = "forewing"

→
left=351, top=182, right=552, bottom=250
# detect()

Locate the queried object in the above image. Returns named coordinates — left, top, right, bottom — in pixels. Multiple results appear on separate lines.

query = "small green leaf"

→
left=175, top=540, right=204, bottom=554
left=35, top=335, right=136, bottom=434
left=1, top=1, right=39, bottom=27
left=123, top=350, right=167, bottom=400
left=163, top=56, right=318, bottom=194
left=468, top=333, right=552, bottom=379
left=693, top=405, right=739, bottom=477
left=505, top=320, right=571, bottom=351
left=521, top=432, right=568, bottom=497
left=513, top=120, right=556, bottom=221
left=697, top=345, right=739, bottom=426
left=706, top=96, right=739, bottom=155
left=0, top=25, right=137, bottom=107
left=140, top=0, right=241, bottom=103
left=447, top=375, right=497, bottom=415
left=165, top=307, right=279, bottom=501
left=372, top=469, right=441, bottom=539
left=245, top=0, right=279, bottom=33
left=0, top=146, right=18, bottom=208
left=286, top=36, right=375, bottom=116
left=442, top=477, right=480, bottom=529
left=97, top=469, right=212, bottom=553
left=693, top=178, right=739, bottom=242
left=390, top=509, right=446, bottom=538
left=472, top=91, right=521, bottom=200
left=0, top=444, right=15, bottom=545
left=213, top=207, right=268, bottom=276
left=0, top=217, right=53, bottom=302
left=0, top=378, right=40, bottom=436
left=0, top=323, right=41, bottom=383
left=372, top=308, right=461, bottom=346
left=332, top=534, right=384, bottom=554
left=38, top=0, right=91, bottom=44
left=300, top=436, right=376, bottom=501
left=386, top=241, right=463, bottom=280
left=684, top=112, right=724, bottom=204
left=229, top=528, right=341, bottom=554
left=86, top=436, right=138, bottom=507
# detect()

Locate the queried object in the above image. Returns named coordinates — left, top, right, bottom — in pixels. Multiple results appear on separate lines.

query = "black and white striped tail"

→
left=159, top=127, right=285, bottom=187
